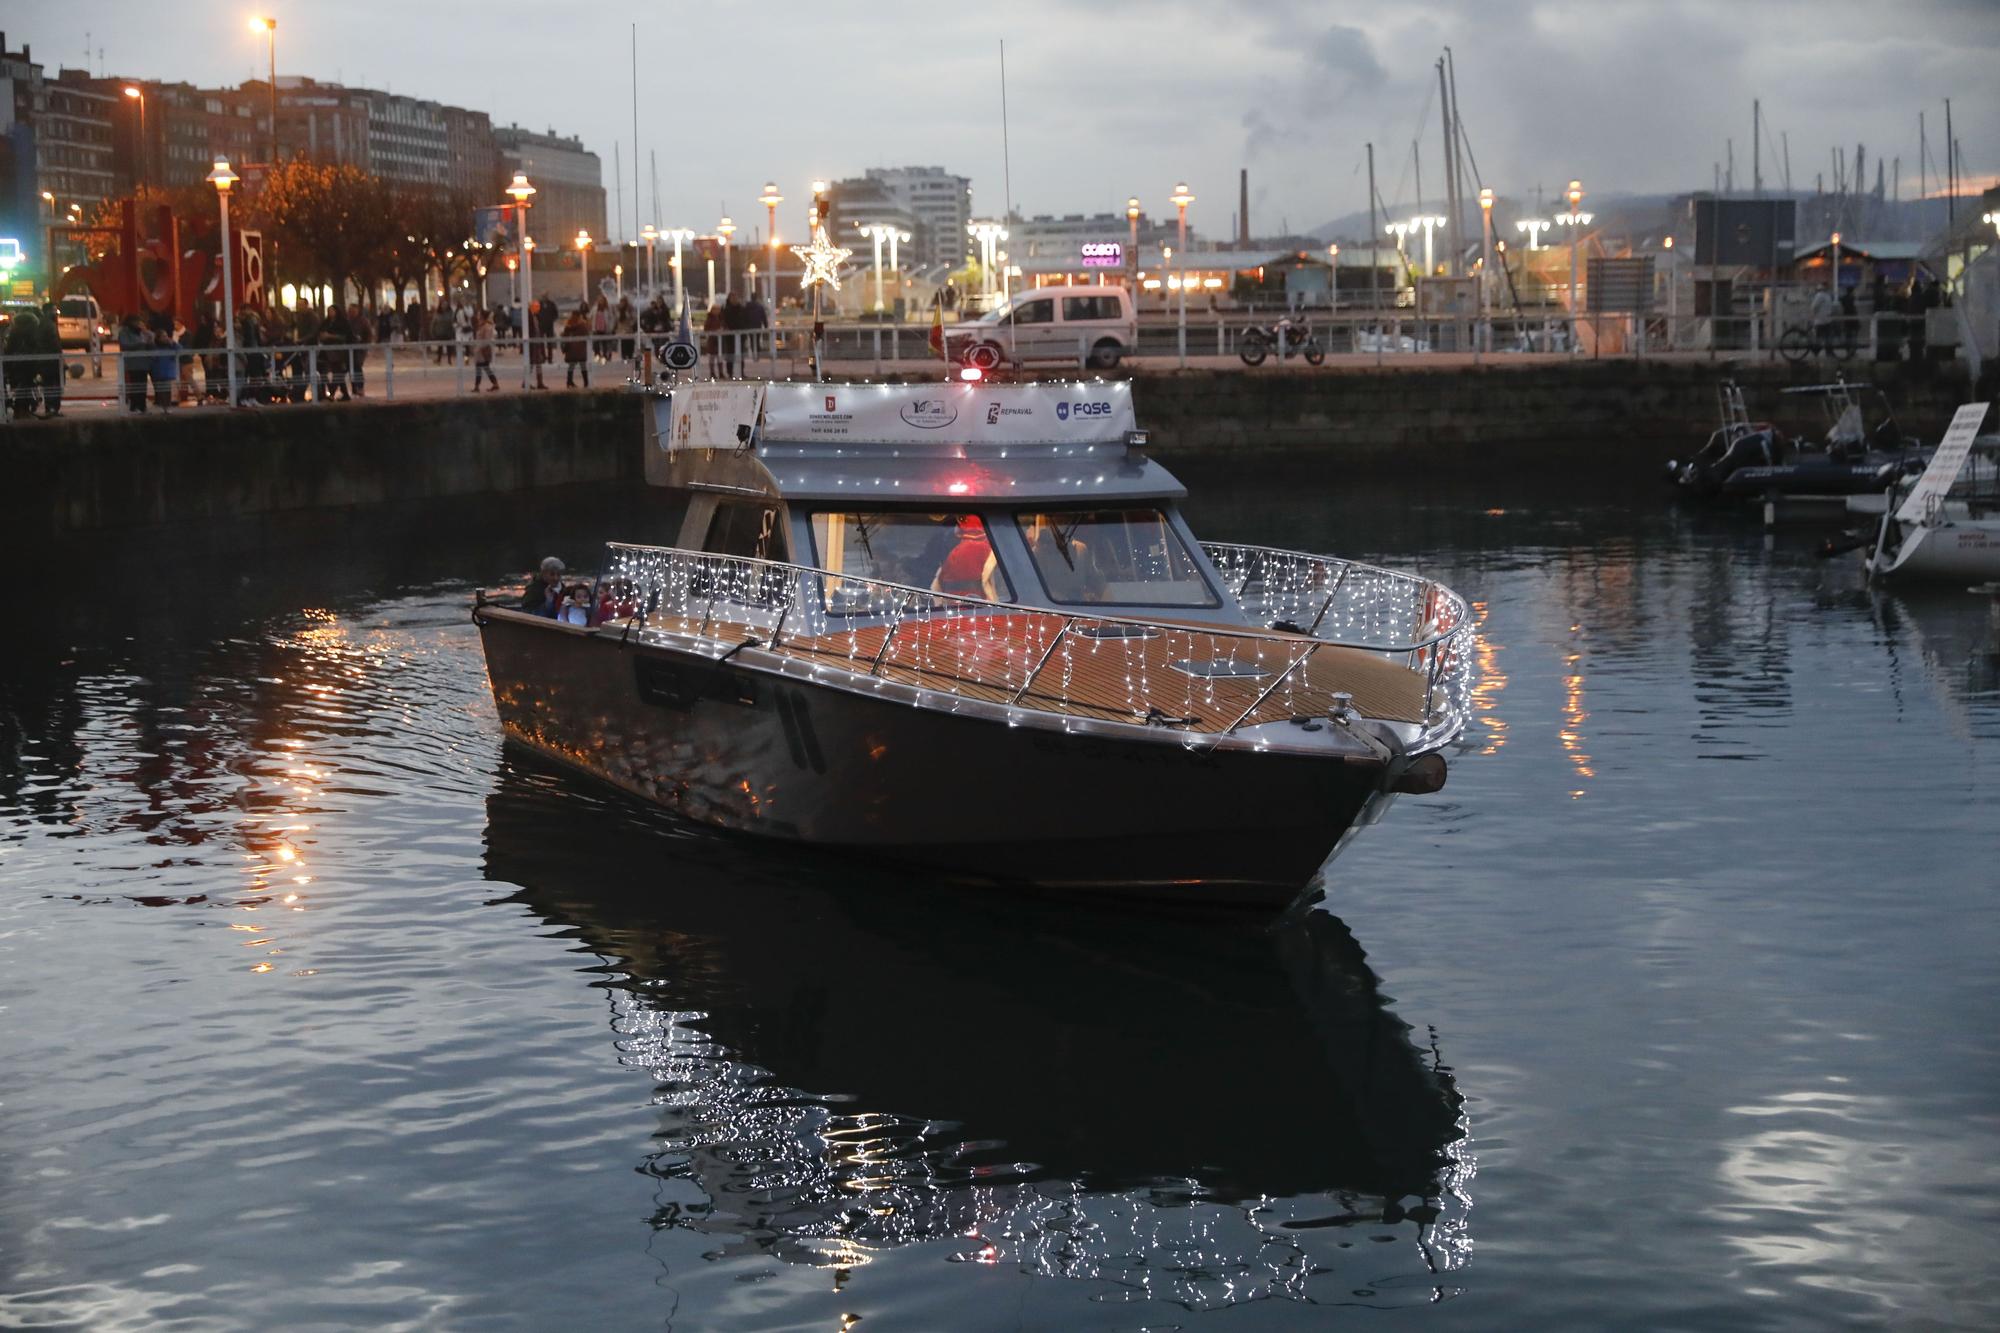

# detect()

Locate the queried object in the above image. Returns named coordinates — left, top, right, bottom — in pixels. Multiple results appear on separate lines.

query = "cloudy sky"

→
left=8, top=0, right=1995, bottom=239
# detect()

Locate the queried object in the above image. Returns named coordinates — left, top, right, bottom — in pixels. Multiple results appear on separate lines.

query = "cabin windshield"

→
left=1016, top=509, right=1218, bottom=608
left=810, top=510, right=1012, bottom=608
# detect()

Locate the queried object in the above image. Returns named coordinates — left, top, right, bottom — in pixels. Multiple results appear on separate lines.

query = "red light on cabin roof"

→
left=947, top=480, right=970, bottom=495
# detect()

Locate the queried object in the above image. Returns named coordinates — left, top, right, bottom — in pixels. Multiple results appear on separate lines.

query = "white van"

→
left=55, top=294, right=107, bottom=349
left=947, top=284, right=1136, bottom=370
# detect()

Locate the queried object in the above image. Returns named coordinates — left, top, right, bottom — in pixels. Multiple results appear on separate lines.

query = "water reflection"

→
left=482, top=763, right=1473, bottom=1310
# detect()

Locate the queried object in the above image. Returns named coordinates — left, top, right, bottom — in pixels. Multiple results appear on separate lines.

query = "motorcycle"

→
left=1238, top=318, right=1325, bottom=367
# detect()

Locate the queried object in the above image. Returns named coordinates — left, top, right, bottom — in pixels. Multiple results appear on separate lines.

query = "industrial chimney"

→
left=1239, top=168, right=1250, bottom=245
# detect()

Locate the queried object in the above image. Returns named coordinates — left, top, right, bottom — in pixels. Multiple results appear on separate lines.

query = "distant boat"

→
left=1866, top=403, right=1999, bottom=583
left=1667, top=379, right=1924, bottom=500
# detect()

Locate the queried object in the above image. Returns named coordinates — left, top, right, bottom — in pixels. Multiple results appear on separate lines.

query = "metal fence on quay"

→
left=0, top=310, right=1947, bottom=421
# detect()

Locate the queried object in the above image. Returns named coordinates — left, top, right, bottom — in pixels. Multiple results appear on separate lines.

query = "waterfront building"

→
left=0, top=33, right=116, bottom=282
left=828, top=166, right=970, bottom=275
left=74, top=76, right=263, bottom=192
left=259, top=76, right=373, bottom=173
left=494, top=124, right=605, bottom=245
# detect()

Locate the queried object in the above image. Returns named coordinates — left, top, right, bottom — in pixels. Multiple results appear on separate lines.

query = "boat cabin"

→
left=646, top=380, right=1248, bottom=627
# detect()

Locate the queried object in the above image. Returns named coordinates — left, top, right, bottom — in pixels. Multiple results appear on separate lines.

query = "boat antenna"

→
left=631, top=23, right=642, bottom=249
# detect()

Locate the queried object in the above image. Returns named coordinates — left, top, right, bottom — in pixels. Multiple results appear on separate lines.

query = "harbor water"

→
left=3, top=465, right=1996, bottom=1330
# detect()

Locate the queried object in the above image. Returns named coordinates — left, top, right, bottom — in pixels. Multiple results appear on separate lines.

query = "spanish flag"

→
left=929, top=293, right=946, bottom=359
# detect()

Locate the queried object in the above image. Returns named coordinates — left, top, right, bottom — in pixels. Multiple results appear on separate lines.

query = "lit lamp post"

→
left=667, top=228, right=695, bottom=317
left=576, top=229, right=592, bottom=303
left=614, top=262, right=622, bottom=301
left=123, top=86, right=145, bottom=189
left=1170, top=181, right=1193, bottom=367
left=506, top=171, right=536, bottom=387
left=1555, top=179, right=1592, bottom=355
left=207, top=157, right=240, bottom=405
left=1327, top=242, right=1339, bottom=309
left=968, top=222, right=1008, bottom=296
left=248, top=17, right=277, bottom=167
left=1409, top=213, right=1446, bottom=277
left=641, top=223, right=657, bottom=296
left=1829, top=230, right=1841, bottom=294
left=1663, top=235, right=1676, bottom=334
left=1515, top=218, right=1551, bottom=250
left=759, top=181, right=784, bottom=313
left=717, top=216, right=735, bottom=298
left=1386, top=219, right=1413, bottom=302
left=1126, top=195, right=1141, bottom=293
left=1478, top=188, right=1495, bottom=348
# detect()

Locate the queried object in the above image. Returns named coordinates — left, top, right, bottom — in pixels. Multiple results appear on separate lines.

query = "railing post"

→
left=1009, top=621, right=1070, bottom=705
left=0, top=353, right=9, bottom=425
left=384, top=342, right=395, bottom=400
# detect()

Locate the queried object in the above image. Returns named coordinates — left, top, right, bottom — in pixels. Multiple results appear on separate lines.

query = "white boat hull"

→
left=1873, top=518, right=2000, bottom=582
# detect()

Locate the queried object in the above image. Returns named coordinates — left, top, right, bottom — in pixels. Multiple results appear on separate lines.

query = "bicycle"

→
left=1777, top=321, right=1857, bottom=365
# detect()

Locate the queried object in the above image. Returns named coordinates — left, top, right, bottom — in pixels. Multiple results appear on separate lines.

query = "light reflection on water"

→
left=2, top=478, right=1997, bottom=1329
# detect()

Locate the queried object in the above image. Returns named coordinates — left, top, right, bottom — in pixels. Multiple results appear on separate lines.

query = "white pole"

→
left=671, top=233, right=684, bottom=317
left=220, top=190, right=239, bottom=405
left=1176, top=205, right=1187, bottom=368
left=580, top=243, right=588, bottom=303
left=519, top=205, right=534, bottom=388
left=722, top=234, right=731, bottom=298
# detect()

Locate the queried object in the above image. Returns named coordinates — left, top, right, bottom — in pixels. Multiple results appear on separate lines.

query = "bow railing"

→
left=596, top=541, right=1472, bottom=748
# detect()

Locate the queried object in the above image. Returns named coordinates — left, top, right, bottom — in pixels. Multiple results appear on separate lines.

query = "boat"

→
left=1864, top=402, right=2000, bottom=583
left=1667, top=379, right=1924, bottom=500
left=473, top=378, right=1473, bottom=907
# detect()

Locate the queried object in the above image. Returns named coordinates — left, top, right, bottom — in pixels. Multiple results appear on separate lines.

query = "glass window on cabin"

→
left=1015, top=509, right=1218, bottom=608
left=1009, top=298, right=1055, bottom=326
left=702, top=501, right=787, bottom=562
left=1062, top=295, right=1120, bottom=322
left=810, top=511, right=1012, bottom=609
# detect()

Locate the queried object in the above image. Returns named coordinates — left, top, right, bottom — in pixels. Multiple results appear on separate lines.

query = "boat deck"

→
left=627, top=608, right=1431, bottom=732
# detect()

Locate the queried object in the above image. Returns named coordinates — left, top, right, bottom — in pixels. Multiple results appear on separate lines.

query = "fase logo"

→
left=1056, top=400, right=1112, bottom=422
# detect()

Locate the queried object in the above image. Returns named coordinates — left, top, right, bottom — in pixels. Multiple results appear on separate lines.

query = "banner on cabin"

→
left=758, top=381, right=1135, bottom=447
left=668, top=383, right=769, bottom=453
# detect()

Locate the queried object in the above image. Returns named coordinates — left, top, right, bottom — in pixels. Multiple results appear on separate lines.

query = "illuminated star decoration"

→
left=791, top=224, right=852, bottom=292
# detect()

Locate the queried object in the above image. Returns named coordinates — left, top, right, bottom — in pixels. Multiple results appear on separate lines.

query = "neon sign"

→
left=0, top=237, right=22, bottom=272
left=1079, top=241, right=1122, bottom=268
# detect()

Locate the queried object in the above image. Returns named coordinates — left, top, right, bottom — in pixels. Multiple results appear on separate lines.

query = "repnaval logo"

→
left=898, top=398, right=958, bottom=429
left=987, top=402, right=1002, bottom=425
left=1057, top=399, right=1111, bottom=423
left=986, top=402, right=1035, bottom=425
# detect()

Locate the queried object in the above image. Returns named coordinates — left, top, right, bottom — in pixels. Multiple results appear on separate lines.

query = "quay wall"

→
left=10, top=361, right=1981, bottom=536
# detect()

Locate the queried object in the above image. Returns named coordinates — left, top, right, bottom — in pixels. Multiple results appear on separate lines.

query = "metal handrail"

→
left=599, top=540, right=1474, bottom=746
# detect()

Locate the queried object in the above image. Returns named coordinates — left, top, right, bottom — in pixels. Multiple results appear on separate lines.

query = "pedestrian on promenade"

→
left=473, top=309, right=499, bottom=390
left=148, top=311, right=179, bottom=410
left=428, top=300, right=453, bottom=360
left=32, top=304, right=64, bottom=416
left=347, top=302, right=373, bottom=398
left=590, top=295, right=612, bottom=363
left=722, top=291, right=749, bottom=378
left=640, top=295, right=668, bottom=361
left=562, top=306, right=591, bottom=388
left=237, top=307, right=269, bottom=404
left=116, top=312, right=153, bottom=412
left=403, top=299, right=423, bottom=345
left=5, top=308, right=42, bottom=418
left=702, top=301, right=724, bottom=378
left=319, top=305, right=352, bottom=402
left=746, top=290, right=768, bottom=364
left=614, top=296, right=637, bottom=364
left=526, top=299, right=549, bottom=389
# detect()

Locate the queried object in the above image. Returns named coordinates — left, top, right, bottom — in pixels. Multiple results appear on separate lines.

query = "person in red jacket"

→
left=933, top=516, right=1000, bottom=600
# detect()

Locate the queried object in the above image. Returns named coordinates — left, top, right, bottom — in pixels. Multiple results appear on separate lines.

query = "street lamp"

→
left=506, top=171, right=536, bottom=387
left=717, top=216, right=736, bottom=298
left=1478, top=188, right=1495, bottom=341
left=249, top=17, right=277, bottom=167
left=1169, top=182, right=1193, bottom=367
left=576, top=230, right=592, bottom=303
left=1327, top=242, right=1339, bottom=309
left=640, top=223, right=657, bottom=296
left=968, top=221, right=1008, bottom=297
left=208, top=158, right=240, bottom=405
left=123, top=86, right=146, bottom=190
left=759, top=181, right=783, bottom=312
left=1126, top=195, right=1141, bottom=292
left=667, top=227, right=695, bottom=317
left=1555, top=179, right=1592, bottom=355
left=1409, top=214, right=1446, bottom=277
left=1515, top=218, right=1551, bottom=250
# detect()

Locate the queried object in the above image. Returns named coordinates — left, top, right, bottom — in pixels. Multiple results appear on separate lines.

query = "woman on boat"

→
left=932, top=516, right=1002, bottom=601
